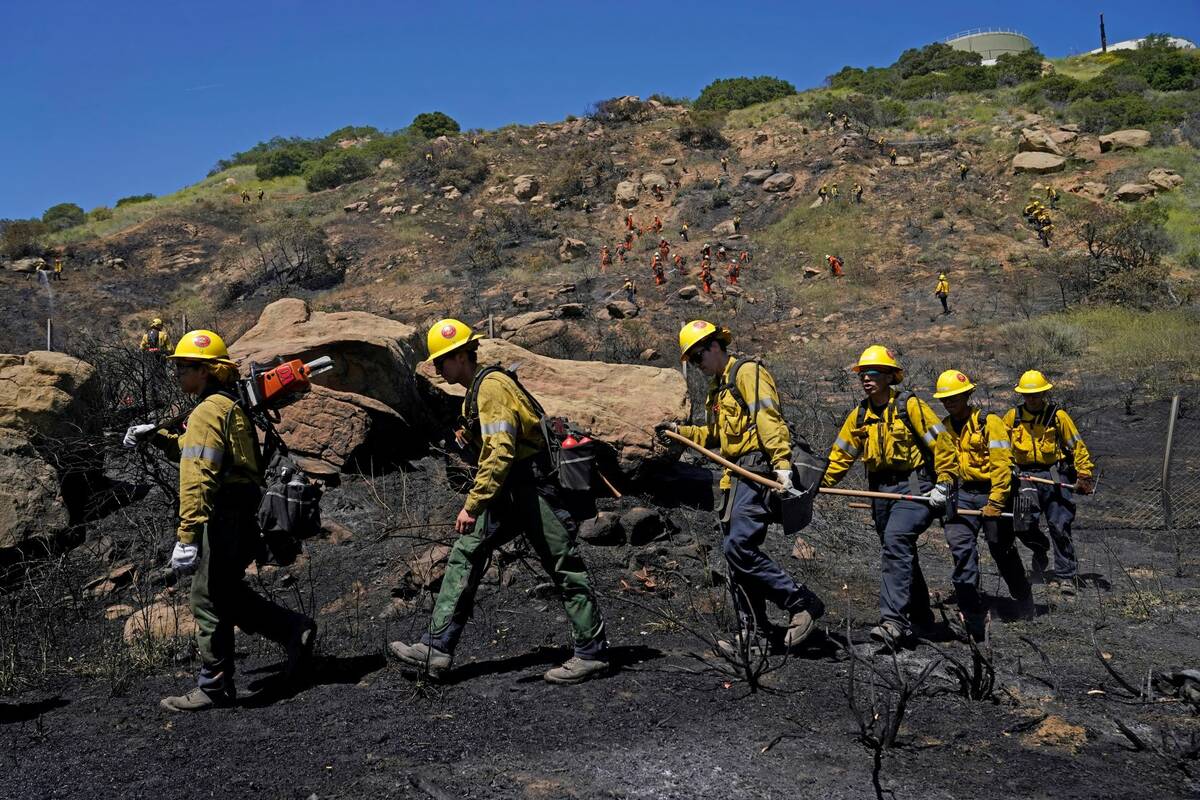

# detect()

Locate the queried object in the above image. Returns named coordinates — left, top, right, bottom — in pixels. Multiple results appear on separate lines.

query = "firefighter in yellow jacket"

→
left=934, top=274, right=950, bottom=314
left=823, top=346, right=958, bottom=645
left=389, top=320, right=608, bottom=684
left=658, top=321, right=825, bottom=654
left=932, top=370, right=1033, bottom=638
left=1002, top=370, right=1095, bottom=593
left=139, top=318, right=171, bottom=353
left=123, top=330, right=315, bottom=712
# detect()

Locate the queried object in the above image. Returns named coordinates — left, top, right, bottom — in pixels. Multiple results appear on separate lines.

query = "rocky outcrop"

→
left=271, top=386, right=406, bottom=475
left=640, top=172, right=668, bottom=189
left=741, top=169, right=774, bottom=184
left=509, top=320, right=569, bottom=349
left=513, top=175, right=539, bottom=201
left=1019, top=128, right=1063, bottom=156
left=9, top=257, right=45, bottom=273
left=614, top=181, right=640, bottom=206
left=606, top=300, right=639, bottom=319
left=417, top=339, right=689, bottom=474
left=1069, top=181, right=1109, bottom=200
left=762, top=173, right=796, bottom=192
left=558, top=237, right=588, bottom=262
left=1147, top=168, right=1184, bottom=192
left=712, top=220, right=738, bottom=236
left=1115, top=183, right=1156, bottom=202
left=0, top=351, right=101, bottom=440
left=0, top=432, right=70, bottom=550
left=1012, top=152, right=1066, bottom=174
left=1099, top=129, right=1152, bottom=152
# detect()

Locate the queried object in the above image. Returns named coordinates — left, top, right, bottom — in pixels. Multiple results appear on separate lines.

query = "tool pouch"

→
left=780, top=437, right=827, bottom=536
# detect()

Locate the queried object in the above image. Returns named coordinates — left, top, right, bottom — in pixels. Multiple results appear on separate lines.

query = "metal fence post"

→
left=46, top=318, right=53, bottom=351
left=1162, top=393, right=1181, bottom=529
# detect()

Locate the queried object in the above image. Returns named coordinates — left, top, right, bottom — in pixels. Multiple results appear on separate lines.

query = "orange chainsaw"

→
left=238, top=355, right=334, bottom=412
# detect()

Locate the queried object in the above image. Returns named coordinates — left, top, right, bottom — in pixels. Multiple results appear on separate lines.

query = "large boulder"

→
left=0, top=432, right=70, bottom=551
left=513, top=175, right=539, bottom=201
left=1115, top=183, right=1157, bottom=202
left=640, top=172, right=668, bottom=189
left=741, top=169, right=774, bottom=184
left=762, top=172, right=796, bottom=192
left=271, top=386, right=406, bottom=475
left=417, top=339, right=689, bottom=474
left=509, top=320, right=569, bottom=349
left=1049, top=129, right=1079, bottom=146
left=0, top=352, right=101, bottom=441
left=1012, top=152, right=1066, bottom=174
left=1069, top=181, right=1109, bottom=200
left=1147, top=168, right=1184, bottom=192
left=10, top=257, right=46, bottom=273
left=500, top=310, right=555, bottom=333
left=558, top=237, right=588, bottom=262
left=712, top=220, right=738, bottom=236
left=606, top=301, right=639, bottom=319
left=1019, top=128, right=1063, bottom=156
left=614, top=181, right=640, bottom=206
left=1099, top=129, right=1152, bottom=152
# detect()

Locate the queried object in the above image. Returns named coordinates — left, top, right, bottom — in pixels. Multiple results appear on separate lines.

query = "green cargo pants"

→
left=423, top=461, right=607, bottom=660
left=190, top=487, right=308, bottom=691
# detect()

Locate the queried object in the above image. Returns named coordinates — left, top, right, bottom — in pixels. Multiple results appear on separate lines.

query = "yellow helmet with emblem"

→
left=932, top=369, right=975, bottom=399
left=168, top=330, right=234, bottom=365
left=852, top=345, right=904, bottom=383
left=1015, top=369, right=1053, bottom=394
left=678, top=319, right=731, bottom=362
left=425, top=318, right=482, bottom=363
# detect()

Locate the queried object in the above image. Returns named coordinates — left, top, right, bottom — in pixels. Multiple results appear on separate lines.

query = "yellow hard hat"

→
left=933, top=369, right=975, bottom=399
left=169, top=330, right=234, bottom=364
left=425, top=318, right=482, bottom=363
left=151, top=318, right=163, bottom=327
left=1015, top=369, right=1053, bottom=394
left=679, top=319, right=731, bottom=362
left=852, top=345, right=904, bottom=383
left=938, top=273, right=946, bottom=280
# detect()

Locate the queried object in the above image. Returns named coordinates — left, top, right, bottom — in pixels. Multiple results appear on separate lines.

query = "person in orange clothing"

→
left=673, top=252, right=687, bottom=276
left=826, top=254, right=844, bottom=277
left=624, top=230, right=634, bottom=250
left=652, top=215, right=663, bottom=233
left=700, top=264, right=713, bottom=294
left=652, top=254, right=666, bottom=286
left=717, top=245, right=727, bottom=263
left=617, top=245, right=627, bottom=266
left=739, top=250, right=749, bottom=266
left=625, top=212, right=635, bottom=231
left=600, top=245, right=612, bottom=273
left=727, top=261, right=740, bottom=286
left=658, top=238, right=670, bottom=260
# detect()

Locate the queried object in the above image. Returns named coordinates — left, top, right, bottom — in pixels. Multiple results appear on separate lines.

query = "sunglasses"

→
left=686, top=348, right=706, bottom=365
left=859, top=369, right=892, bottom=380
left=174, top=362, right=203, bottom=375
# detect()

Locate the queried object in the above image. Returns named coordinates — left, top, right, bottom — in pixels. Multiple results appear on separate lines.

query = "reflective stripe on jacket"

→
left=939, top=408, right=1012, bottom=505
left=823, top=389, right=957, bottom=487
left=1002, top=405, right=1095, bottom=475
left=462, top=371, right=545, bottom=515
left=676, top=357, right=791, bottom=491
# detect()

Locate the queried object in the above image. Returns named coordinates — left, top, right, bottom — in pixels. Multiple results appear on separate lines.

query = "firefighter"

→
left=826, top=254, right=843, bottom=277
left=625, top=213, right=634, bottom=231
left=617, top=245, right=628, bottom=266
left=53, top=255, right=64, bottom=281
left=853, top=183, right=864, bottom=204
left=739, top=250, right=750, bottom=266
left=1002, top=371, right=1095, bottom=594
left=389, top=321, right=609, bottom=684
left=139, top=318, right=172, bottom=353
left=600, top=245, right=611, bottom=273
left=935, top=273, right=950, bottom=314
left=1039, top=221, right=1053, bottom=248
left=241, top=190, right=250, bottom=204
left=624, top=230, right=634, bottom=250
left=823, top=346, right=958, bottom=645
left=830, top=183, right=839, bottom=202
left=721, top=156, right=729, bottom=173
left=840, top=113, right=850, bottom=130
left=701, top=243, right=712, bottom=261
left=958, top=162, right=969, bottom=181
left=733, top=215, right=742, bottom=233
left=769, top=159, right=779, bottom=172
left=717, top=244, right=727, bottom=263
left=727, top=260, right=740, bottom=285
left=652, top=215, right=663, bottom=233
left=826, top=111, right=835, bottom=129
left=652, top=254, right=666, bottom=286
left=673, top=252, right=687, bottom=276
left=700, top=264, right=714, bottom=294
left=658, top=322, right=825, bottom=654
left=658, top=238, right=671, bottom=260
left=889, top=148, right=898, bottom=166
left=652, top=184, right=665, bottom=202
left=680, top=222, right=689, bottom=242
left=818, top=184, right=828, bottom=203
left=1046, top=185, right=1059, bottom=209
left=1023, top=199, right=1043, bottom=219
left=125, top=330, right=316, bottom=711
left=623, top=277, right=637, bottom=303
left=932, top=370, right=1034, bottom=638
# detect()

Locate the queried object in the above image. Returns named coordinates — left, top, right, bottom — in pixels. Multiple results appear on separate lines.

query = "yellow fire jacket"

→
left=1002, top=404, right=1095, bottom=475
left=939, top=407, right=1012, bottom=506
left=935, top=278, right=949, bottom=296
left=676, top=357, right=791, bottom=491
left=139, top=327, right=172, bottom=352
left=823, top=389, right=957, bottom=487
left=152, top=392, right=262, bottom=544
left=462, top=370, right=545, bottom=515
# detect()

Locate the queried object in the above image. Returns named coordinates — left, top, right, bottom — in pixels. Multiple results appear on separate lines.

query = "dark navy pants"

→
left=870, top=476, right=935, bottom=634
left=721, top=476, right=822, bottom=632
left=1012, top=467, right=1078, bottom=580
left=947, top=489, right=1032, bottom=610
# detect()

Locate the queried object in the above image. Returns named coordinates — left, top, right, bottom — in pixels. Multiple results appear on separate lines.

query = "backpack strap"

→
left=720, top=356, right=776, bottom=458
left=895, top=390, right=936, bottom=481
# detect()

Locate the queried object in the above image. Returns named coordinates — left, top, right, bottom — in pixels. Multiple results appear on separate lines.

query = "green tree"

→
left=255, top=146, right=311, bottom=180
left=303, top=149, right=373, bottom=191
left=115, top=193, right=156, bottom=207
left=694, top=76, right=797, bottom=111
left=893, top=43, right=981, bottom=79
left=41, top=203, right=86, bottom=232
left=411, top=112, right=461, bottom=139
left=0, top=219, right=49, bottom=258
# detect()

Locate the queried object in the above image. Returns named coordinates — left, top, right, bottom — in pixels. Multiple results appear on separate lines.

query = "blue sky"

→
left=1, top=1, right=1195, bottom=220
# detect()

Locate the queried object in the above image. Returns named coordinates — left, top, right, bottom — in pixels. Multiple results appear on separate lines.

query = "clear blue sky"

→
left=1, top=1, right=1195, bottom=220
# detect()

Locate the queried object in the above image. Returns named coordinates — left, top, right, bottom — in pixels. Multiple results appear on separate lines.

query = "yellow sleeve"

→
left=139, top=333, right=149, bottom=350
left=985, top=413, right=1013, bottom=505
left=1057, top=409, right=1095, bottom=475
left=910, top=397, right=957, bottom=485
left=175, top=399, right=228, bottom=545
left=934, top=412, right=958, bottom=483
left=464, top=375, right=520, bottom=516
left=151, top=429, right=182, bottom=462
left=822, top=408, right=863, bottom=487
left=738, top=363, right=791, bottom=469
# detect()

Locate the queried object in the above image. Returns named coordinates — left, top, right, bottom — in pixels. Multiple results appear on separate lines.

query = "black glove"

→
left=654, top=422, right=678, bottom=445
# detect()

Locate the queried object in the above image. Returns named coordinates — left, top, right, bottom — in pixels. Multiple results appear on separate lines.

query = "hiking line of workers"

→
left=129, top=317, right=1094, bottom=711
left=604, top=213, right=751, bottom=297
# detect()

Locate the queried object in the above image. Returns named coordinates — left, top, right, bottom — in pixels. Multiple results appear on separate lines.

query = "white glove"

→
left=123, top=424, right=157, bottom=449
left=170, top=541, right=199, bottom=575
left=927, top=483, right=949, bottom=509
left=774, top=469, right=794, bottom=493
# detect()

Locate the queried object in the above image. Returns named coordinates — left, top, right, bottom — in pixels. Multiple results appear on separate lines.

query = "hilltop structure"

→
left=944, top=28, right=1034, bottom=64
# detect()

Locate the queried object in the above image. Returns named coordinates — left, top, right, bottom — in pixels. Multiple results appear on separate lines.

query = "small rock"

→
left=640, top=172, right=668, bottom=189
left=639, top=348, right=660, bottom=362
left=615, top=181, right=640, bottom=206
left=409, top=203, right=423, bottom=214
left=804, top=266, right=821, bottom=277
left=712, top=220, right=737, bottom=236
left=1018, top=128, right=1063, bottom=156
left=513, top=175, right=539, bottom=200
left=501, top=310, right=555, bottom=333
left=894, top=156, right=915, bottom=166
left=1147, top=168, right=1184, bottom=192
left=659, top=157, right=678, bottom=166
left=792, top=536, right=816, bottom=560
left=104, top=604, right=135, bottom=621
left=741, top=169, right=774, bottom=184
left=754, top=130, right=769, bottom=144
left=622, top=507, right=673, bottom=546
left=676, top=285, right=699, bottom=299
left=580, top=512, right=625, bottom=546
left=558, top=237, right=588, bottom=262
left=788, top=307, right=803, bottom=319
left=1011, top=152, right=1066, bottom=175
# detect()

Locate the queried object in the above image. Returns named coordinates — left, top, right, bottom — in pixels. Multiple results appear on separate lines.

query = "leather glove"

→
left=654, top=422, right=678, bottom=445
left=170, top=541, right=199, bottom=575
left=123, top=424, right=157, bottom=449
left=927, top=483, right=949, bottom=510
left=773, top=468, right=794, bottom=493
left=1075, top=474, right=1094, bottom=495
left=981, top=501, right=1005, bottom=518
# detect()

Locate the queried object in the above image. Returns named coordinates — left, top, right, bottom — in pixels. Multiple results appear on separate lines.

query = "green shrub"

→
left=0, top=219, right=48, bottom=257
left=411, top=112, right=460, bottom=139
left=322, top=125, right=381, bottom=144
left=304, top=149, right=373, bottom=191
left=88, top=206, right=113, bottom=221
left=894, top=42, right=982, bottom=78
left=648, top=93, right=692, bottom=107
left=675, top=110, right=728, bottom=148
left=255, top=146, right=310, bottom=180
left=115, top=193, right=156, bottom=207
left=694, top=76, right=796, bottom=111
left=803, top=93, right=909, bottom=129
left=994, top=49, right=1046, bottom=86
left=42, top=203, right=86, bottom=232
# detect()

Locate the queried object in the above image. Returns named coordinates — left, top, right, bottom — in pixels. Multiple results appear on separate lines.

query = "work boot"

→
left=284, top=619, right=318, bottom=683
left=388, top=641, right=452, bottom=678
left=1050, top=577, right=1079, bottom=598
left=159, top=686, right=236, bottom=713
left=543, top=656, right=608, bottom=685
left=784, top=610, right=820, bottom=649
left=869, top=620, right=904, bottom=647
left=715, top=633, right=764, bottom=662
